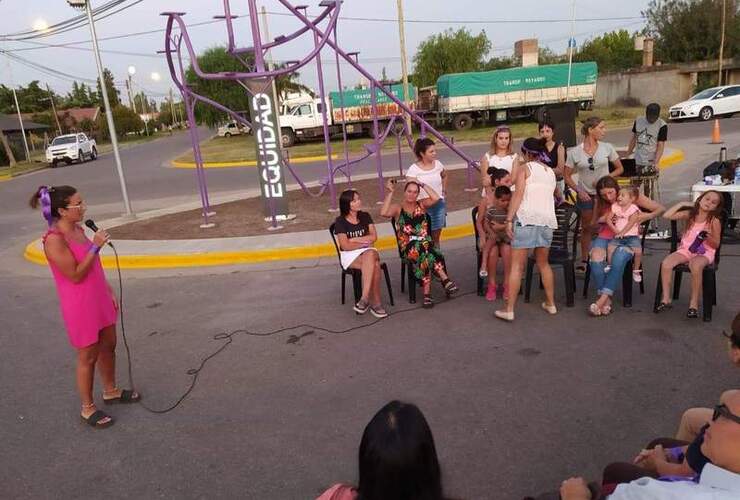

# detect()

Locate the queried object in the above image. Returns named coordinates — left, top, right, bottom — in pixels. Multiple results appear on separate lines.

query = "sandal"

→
left=589, top=303, right=602, bottom=317
left=422, top=295, right=434, bottom=309
left=601, top=304, right=612, bottom=316
left=654, top=302, right=672, bottom=313
left=81, top=410, right=114, bottom=429
left=686, top=308, right=699, bottom=319
left=103, top=389, right=141, bottom=405
left=353, top=298, right=369, bottom=314
left=575, top=260, right=588, bottom=274
left=442, top=279, right=459, bottom=295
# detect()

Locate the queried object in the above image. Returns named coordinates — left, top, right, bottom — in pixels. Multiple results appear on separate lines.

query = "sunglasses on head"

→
left=713, top=404, right=740, bottom=425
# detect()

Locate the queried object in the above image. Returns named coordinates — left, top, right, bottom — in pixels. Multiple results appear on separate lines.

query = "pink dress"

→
left=677, top=220, right=716, bottom=263
left=43, top=227, right=117, bottom=349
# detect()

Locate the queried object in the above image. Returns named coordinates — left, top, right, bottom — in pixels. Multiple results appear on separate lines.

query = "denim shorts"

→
left=592, top=236, right=611, bottom=250
left=609, top=235, right=641, bottom=249
left=576, top=198, right=594, bottom=211
left=512, top=221, right=553, bottom=249
left=426, top=198, right=447, bottom=231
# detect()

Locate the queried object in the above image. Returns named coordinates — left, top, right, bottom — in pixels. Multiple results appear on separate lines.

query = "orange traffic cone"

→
left=711, top=119, right=723, bottom=144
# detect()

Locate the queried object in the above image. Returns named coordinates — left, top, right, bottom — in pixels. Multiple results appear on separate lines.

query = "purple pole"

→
left=183, top=94, right=212, bottom=226
left=333, top=25, right=351, bottom=187
left=371, top=82, right=384, bottom=201
left=396, top=122, right=403, bottom=177
left=313, top=26, right=337, bottom=210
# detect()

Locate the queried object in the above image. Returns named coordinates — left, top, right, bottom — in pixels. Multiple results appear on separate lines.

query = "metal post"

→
left=169, top=87, right=176, bottom=126
left=371, top=82, right=384, bottom=201
left=565, top=0, right=576, bottom=101
left=84, top=0, right=132, bottom=215
left=396, top=0, right=412, bottom=133
left=12, top=88, right=31, bottom=162
left=127, top=76, right=135, bottom=110
left=184, top=93, right=214, bottom=227
left=312, top=25, right=337, bottom=211
left=46, top=83, right=63, bottom=135
left=333, top=26, right=351, bottom=186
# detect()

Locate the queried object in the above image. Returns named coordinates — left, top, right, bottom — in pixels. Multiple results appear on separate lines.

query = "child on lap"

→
left=605, top=186, right=643, bottom=282
left=478, top=185, right=512, bottom=298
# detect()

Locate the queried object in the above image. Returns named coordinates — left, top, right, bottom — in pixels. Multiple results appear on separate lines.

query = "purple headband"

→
left=39, top=186, right=53, bottom=227
left=521, top=146, right=549, bottom=163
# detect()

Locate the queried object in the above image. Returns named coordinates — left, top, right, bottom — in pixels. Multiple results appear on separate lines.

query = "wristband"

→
left=88, top=244, right=101, bottom=255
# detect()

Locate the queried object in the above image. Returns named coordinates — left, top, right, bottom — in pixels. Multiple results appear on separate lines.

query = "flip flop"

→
left=103, top=389, right=141, bottom=405
left=686, top=308, right=699, bottom=319
left=81, top=410, right=114, bottom=429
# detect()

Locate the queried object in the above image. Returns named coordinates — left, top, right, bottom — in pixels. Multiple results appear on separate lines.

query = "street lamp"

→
left=32, top=19, right=49, bottom=32
left=66, top=0, right=133, bottom=217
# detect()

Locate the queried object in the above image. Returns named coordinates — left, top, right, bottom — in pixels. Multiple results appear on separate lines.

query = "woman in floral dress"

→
left=380, top=178, right=458, bottom=308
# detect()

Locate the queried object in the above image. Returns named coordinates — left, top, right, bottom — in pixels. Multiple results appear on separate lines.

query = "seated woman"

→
left=380, top=178, right=458, bottom=309
left=333, top=189, right=388, bottom=318
left=316, top=400, right=451, bottom=500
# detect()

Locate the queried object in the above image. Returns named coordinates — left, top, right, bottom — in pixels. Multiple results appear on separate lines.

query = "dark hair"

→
left=414, top=138, right=435, bottom=160
left=595, top=176, right=620, bottom=204
left=538, top=120, right=556, bottom=132
left=521, top=137, right=547, bottom=156
left=646, top=103, right=661, bottom=121
left=729, top=312, right=740, bottom=348
left=357, top=400, right=443, bottom=500
left=494, top=185, right=512, bottom=198
left=581, top=116, right=603, bottom=137
left=489, top=168, right=510, bottom=184
left=29, top=185, right=77, bottom=220
left=689, top=190, right=725, bottom=229
left=339, top=189, right=358, bottom=217
left=404, top=181, right=421, bottom=193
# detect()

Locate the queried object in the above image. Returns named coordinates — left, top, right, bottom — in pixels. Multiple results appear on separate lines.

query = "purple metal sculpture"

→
left=161, top=0, right=478, bottom=227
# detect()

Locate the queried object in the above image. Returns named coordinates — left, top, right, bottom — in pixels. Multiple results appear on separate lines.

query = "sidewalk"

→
left=23, top=147, right=686, bottom=271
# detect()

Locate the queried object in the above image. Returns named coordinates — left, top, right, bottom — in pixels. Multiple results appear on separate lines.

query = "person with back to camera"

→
left=655, top=190, right=724, bottom=319
left=316, top=400, right=455, bottom=500
left=494, top=137, right=558, bottom=322
left=333, top=189, right=389, bottom=319
left=380, top=178, right=458, bottom=309
left=405, top=138, right=447, bottom=248
left=476, top=182, right=513, bottom=301
left=29, top=185, right=140, bottom=429
left=564, top=116, right=625, bottom=274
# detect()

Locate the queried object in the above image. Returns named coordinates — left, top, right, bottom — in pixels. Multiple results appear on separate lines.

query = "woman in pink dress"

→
left=30, top=185, right=140, bottom=428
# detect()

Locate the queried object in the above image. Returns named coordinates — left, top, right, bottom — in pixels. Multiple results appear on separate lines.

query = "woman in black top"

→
left=539, top=120, right=567, bottom=202
left=334, top=189, right=388, bottom=318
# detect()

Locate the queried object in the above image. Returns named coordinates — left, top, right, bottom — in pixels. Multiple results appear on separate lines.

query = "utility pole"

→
left=46, top=83, right=63, bottom=135
left=565, top=0, right=576, bottom=101
left=169, top=87, right=176, bottom=126
left=396, top=0, right=412, bottom=132
left=76, top=0, right=133, bottom=216
left=718, top=0, right=727, bottom=86
left=12, top=87, right=31, bottom=162
left=260, top=6, right=282, bottom=111
left=126, top=76, right=135, bottom=110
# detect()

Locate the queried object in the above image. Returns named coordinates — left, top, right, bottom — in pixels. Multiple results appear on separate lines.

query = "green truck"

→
left=433, top=62, right=598, bottom=130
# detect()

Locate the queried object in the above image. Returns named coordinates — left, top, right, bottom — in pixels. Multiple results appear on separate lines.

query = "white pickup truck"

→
left=45, top=133, right=98, bottom=167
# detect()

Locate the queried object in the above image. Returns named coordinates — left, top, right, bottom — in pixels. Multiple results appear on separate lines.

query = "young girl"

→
left=476, top=184, right=512, bottom=301
left=656, top=191, right=724, bottom=318
left=605, top=186, right=643, bottom=283
left=405, top=138, right=447, bottom=248
left=480, top=126, right=516, bottom=182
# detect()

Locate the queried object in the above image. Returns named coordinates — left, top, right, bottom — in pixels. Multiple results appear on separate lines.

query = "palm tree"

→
left=274, top=65, right=315, bottom=102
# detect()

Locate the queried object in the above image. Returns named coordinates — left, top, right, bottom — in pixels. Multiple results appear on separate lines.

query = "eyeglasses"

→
left=712, top=404, right=740, bottom=425
left=65, top=201, right=86, bottom=209
left=587, top=157, right=595, bottom=171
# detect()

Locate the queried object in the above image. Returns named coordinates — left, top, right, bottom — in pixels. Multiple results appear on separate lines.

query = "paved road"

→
left=2, top=117, right=739, bottom=256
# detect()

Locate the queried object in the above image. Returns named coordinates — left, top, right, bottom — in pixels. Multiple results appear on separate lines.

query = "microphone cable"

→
left=110, top=244, right=476, bottom=414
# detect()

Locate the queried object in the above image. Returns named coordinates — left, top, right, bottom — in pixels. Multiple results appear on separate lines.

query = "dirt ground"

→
left=109, top=169, right=484, bottom=240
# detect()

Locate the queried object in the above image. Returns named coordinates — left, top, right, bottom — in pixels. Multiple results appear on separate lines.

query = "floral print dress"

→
left=397, top=203, right=447, bottom=286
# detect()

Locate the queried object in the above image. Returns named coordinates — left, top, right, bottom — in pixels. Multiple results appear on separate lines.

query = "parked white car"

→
left=669, top=85, right=740, bottom=121
left=46, top=133, right=98, bottom=167
left=216, top=122, right=251, bottom=137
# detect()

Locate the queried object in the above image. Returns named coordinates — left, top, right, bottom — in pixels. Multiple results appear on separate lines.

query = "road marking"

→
left=171, top=153, right=338, bottom=169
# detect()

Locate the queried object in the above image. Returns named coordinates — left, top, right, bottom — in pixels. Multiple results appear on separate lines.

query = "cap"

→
left=646, top=103, right=661, bottom=121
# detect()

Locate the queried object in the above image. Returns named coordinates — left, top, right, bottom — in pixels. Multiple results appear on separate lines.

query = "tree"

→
left=644, top=0, right=739, bottom=64
left=574, top=29, right=642, bottom=72
left=185, top=46, right=254, bottom=127
left=96, top=105, right=143, bottom=140
left=96, top=68, right=120, bottom=108
left=539, top=47, right=567, bottom=65
left=411, top=28, right=491, bottom=87
left=65, top=81, right=96, bottom=108
left=275, top=64, right=315, bottom=101
left=0, top=81, right=56, bottom=114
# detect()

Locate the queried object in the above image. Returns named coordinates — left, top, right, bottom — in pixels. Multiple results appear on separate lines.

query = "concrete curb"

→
left=171, top=153, right=338, bottom=169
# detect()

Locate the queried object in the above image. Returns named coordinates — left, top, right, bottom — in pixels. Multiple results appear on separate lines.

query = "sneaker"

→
left=485, top=284, right=497, bottom=301
left=370, top=305, right=388, bottom=318
left=353, top=299, right=369, bottom=314
left=494, top=309, right=514, bottom=321
left=541, top=302, right=558, bottom=315
left=479, top=269, right=488, bottom=278
left=633, top=270, right=642, bottom=283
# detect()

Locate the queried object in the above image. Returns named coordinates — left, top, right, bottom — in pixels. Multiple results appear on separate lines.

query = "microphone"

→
left=85, top=219, right=114, bottom=248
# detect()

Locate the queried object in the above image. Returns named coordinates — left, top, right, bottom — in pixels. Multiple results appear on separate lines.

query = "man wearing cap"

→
left=627, top=103, right=668, bottom=176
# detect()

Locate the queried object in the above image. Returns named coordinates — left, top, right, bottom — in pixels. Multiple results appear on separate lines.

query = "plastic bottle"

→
left=688, top=230, right=708, bottom=254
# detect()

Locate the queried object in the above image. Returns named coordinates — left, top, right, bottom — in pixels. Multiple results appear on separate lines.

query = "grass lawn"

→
left=174, top=107, right=644, bottom=165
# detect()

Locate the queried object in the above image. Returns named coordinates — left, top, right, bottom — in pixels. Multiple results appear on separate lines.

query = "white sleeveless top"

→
left=485, top=152, right=515, bottom=173
left=516, top=161, right=557, bottom=229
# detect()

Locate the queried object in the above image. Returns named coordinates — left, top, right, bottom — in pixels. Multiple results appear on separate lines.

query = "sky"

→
left=0, top=0, right=652, bottom=104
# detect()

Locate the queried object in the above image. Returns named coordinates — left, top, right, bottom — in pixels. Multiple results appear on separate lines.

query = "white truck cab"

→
left=45, top=133, right=98, bottom=167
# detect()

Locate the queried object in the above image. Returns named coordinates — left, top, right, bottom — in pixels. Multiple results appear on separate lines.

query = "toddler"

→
left=605, top=186, right=643, bottom=282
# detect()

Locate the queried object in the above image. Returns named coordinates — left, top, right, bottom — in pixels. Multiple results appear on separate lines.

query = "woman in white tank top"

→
left=480, top=126, right=516, bottom=182
left=495, top=137, right=558, bottom=322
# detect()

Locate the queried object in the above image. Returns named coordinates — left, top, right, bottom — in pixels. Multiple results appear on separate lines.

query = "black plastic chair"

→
left=524, top=203, right=579, bottom=307
left=583, top=220, right=649, bottom=307
left=390, top=216, right=425, bottom=303
left=471, top=206, right=485, bottom=296
left=653, top=209, right=726, bottom=322
left=328, top=223, right=394, bottom=307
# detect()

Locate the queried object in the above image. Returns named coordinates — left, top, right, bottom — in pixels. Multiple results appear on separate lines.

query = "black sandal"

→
left=422, top=295, right=434, bottom=309
left=442, top=279, right=459, bottom=295
left=654, top=302, right=673, bottom=313
left=686, top=308, right=699, bottom=319
left=103, top=389, right=141, bottom=405
left=81, top=410, right=114, bottom=429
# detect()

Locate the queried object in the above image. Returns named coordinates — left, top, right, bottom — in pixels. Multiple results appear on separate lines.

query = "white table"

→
left=691, top=182, right=740, bottom=201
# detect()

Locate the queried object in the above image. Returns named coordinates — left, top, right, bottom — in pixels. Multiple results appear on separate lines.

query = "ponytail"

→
left=29, top=185, right=77, bottom=225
